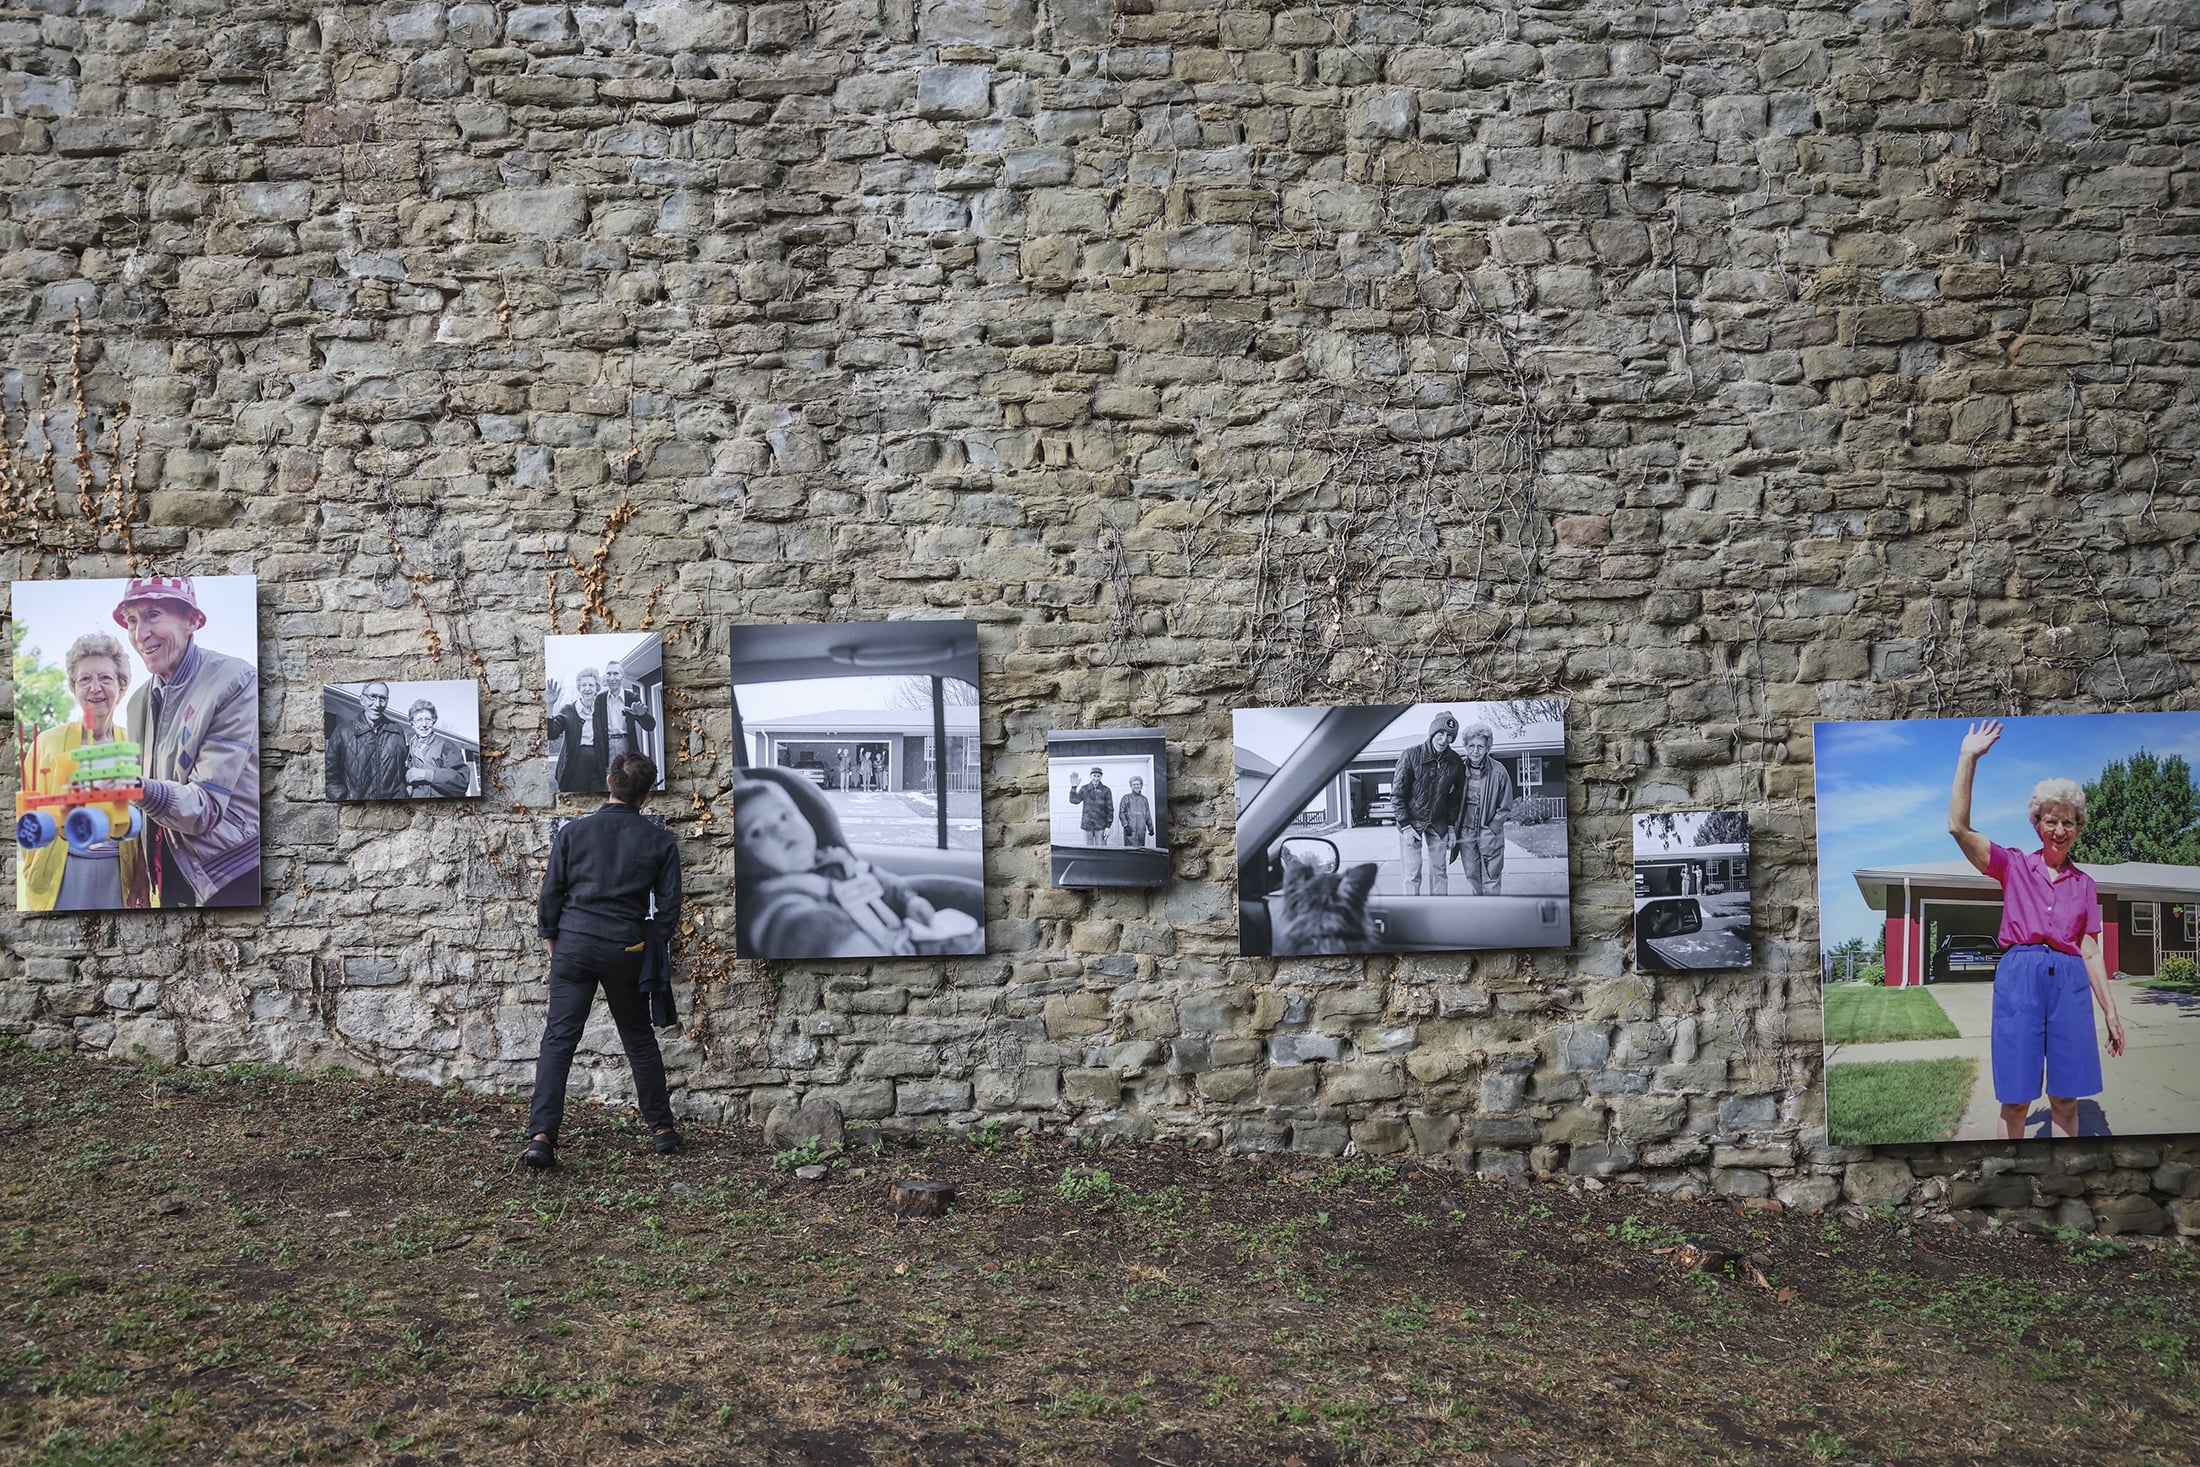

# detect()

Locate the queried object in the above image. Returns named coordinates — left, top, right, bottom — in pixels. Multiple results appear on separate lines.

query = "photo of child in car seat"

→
left=728, top=620, right=987, bottom=961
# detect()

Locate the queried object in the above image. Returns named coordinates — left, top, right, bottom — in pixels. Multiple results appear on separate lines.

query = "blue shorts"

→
left=1991, top=944, right=2102, bottom=1103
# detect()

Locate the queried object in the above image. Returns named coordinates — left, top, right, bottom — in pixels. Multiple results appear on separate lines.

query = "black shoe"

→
left=652, top=1128, right=683, bottom=1156
left=522, top=1135, right=557, bottom=1170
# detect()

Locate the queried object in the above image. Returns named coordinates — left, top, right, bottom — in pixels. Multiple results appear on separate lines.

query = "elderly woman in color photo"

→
left=1948, top=720, right=2126, bottom=1138
left=19, top=632, right=153, bottom=910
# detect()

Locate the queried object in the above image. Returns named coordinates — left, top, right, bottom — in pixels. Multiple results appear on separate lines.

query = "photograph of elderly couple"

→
left=727, top=620, right=986, bottom=961
left=12, top=574, right=261, bottom=913
left=323, top=682, right=480, bottom=801
left=1817, top=712, right=2200, bottom=1146
left=1047, top=728, right=1168, bottom=888
left=544, top=633, right=665, bottom=795
left=1234, top=700, right=1571, bottom=957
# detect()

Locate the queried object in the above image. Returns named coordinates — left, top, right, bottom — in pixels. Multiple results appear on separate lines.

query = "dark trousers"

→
left=527, top=931, right=677, bottom=1142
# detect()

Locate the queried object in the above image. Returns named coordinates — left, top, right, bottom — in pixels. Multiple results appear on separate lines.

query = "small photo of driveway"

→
left=1824, top=978, right=2200, bottom=1144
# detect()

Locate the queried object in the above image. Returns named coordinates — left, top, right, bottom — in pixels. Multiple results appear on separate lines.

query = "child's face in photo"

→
left=736, top=784, right=818, bottom=875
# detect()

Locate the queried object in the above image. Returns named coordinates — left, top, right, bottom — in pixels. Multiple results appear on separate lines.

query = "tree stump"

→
left=888, top=1178, right=955, bottom=1218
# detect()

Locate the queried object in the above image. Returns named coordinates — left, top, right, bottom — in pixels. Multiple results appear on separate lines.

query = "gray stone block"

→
left=916, top=65, right=991, bottom=120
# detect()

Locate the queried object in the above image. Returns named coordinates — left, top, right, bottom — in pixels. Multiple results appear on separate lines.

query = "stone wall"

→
left=1, top=0, right=2196, bottom=1235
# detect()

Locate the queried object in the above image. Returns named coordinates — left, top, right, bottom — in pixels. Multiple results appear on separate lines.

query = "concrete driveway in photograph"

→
left=1826, top=978, right=2200, bottom=1140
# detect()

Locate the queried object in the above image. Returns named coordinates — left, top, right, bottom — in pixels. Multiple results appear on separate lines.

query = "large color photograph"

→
left=728, top=621, right=985, bottom=960
left=543, top=632, right=664, bottom=795
left=1816, top=714, right=2200, bottom=1144
left=12, top=575, right=261, bottom=911
left=1235, top=701, right=1570, bottom=956
left=1048, top=728, right=1168, bottom=888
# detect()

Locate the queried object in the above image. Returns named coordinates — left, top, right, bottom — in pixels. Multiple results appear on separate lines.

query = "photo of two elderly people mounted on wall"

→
left=12, top=575, right=262, bottom=914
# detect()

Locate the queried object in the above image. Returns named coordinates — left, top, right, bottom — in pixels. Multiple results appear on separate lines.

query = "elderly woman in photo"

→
left=547, top=667, right=607, bottom=794
left=1949, top=719, right=2126, bottom=1138
left=404, top=699, right=472, bottom=798
left=19, top=632, right=153, bottom=910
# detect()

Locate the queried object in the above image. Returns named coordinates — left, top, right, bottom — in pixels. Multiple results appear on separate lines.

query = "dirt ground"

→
left=1, top=1044, right=2195, bottom=1466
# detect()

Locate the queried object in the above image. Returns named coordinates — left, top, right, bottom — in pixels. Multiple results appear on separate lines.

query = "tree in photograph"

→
left=2073, top=750, right=2200, bottom=867
left=888, top=676, right=979, bottom=711
left=1694, top=810, right=1748, bottom=846
left=11, top=622, right=73, bottom=732
left=1488, top=697, right=1565, bottom=736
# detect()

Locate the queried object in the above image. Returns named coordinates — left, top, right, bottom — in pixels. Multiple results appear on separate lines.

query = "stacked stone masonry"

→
left=1, top=0, right=2197, bottom=1236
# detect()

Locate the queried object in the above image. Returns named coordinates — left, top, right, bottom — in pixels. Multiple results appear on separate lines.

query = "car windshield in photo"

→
left=726, top=621, right=986, bottom=961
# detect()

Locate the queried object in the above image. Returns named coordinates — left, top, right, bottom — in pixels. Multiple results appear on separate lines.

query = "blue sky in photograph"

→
left=1814, top=712, right=2200, bottom=947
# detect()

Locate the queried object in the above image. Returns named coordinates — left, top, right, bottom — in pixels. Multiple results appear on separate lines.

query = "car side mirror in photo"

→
left=1638, top=897, right=1704, bottom=939
left=1271, top=836, right=1341, bottom=891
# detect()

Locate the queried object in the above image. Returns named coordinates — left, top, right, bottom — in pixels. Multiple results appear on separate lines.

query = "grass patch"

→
left=1823, top=985, right=1961, bottom=1044
left=1827, top=1057, right=1977, bottom=1145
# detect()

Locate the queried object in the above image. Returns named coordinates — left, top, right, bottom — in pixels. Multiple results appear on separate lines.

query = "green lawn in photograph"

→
left=1822, top=983, right=1961, bottom=1044
left=1827, top=1057, right=1978, bottom=1146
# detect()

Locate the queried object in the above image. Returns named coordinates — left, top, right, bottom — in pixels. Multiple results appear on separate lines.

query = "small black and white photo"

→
left=728, top=619, right=986, bottom=960
left=1633, top=810, right=1752, bottom=972
left=324, top=680, right=481, bottom=801
left=1048, top=728, right=1168, bottom=888
left=544, top=632, right=665, bottom=795
left=1234, top=700, right=1571, bottom=956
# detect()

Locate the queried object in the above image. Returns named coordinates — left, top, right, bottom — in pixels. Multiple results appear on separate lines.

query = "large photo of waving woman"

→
left=1816, top=713, right=2200, bottom=1145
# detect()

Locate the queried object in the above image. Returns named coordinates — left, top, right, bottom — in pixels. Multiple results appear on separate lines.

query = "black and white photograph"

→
left=1633, top=810, right=1751, bottom=972
left=728, top=620, right=986, bottom=960
left=323, top=681, right=481, bottom=801
left=1048, top=728, right=1168, bottom=888
left=544, top=633, right=664, bottom=795
left=1234, top=700, right=1570, bottom=956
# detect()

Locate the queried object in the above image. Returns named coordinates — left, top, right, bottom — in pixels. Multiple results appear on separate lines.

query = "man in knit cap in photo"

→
left=1391, top=710, right=1466, bottom=895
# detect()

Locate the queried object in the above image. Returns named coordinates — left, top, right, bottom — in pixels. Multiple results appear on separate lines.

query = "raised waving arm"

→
left=1948, top=719, right=2001, bottom=874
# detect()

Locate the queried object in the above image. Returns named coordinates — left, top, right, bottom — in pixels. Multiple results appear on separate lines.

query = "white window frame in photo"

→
left=2130, top=901, right=2156, bottom=937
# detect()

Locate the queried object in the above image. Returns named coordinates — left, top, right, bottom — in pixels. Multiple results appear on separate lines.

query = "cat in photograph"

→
left=1274, top=850, right=1379, bottom=955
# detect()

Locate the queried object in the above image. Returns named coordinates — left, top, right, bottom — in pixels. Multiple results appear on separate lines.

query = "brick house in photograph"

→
left=1851, top=858, right=2200, bottom=985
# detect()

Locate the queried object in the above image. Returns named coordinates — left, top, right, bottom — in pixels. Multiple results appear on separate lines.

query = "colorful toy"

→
left=15, top=722, right=146, bottom=856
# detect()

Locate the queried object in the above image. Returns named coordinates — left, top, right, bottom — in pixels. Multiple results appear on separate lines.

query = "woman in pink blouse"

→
left=1948, top=720, right=2126, bottom=1139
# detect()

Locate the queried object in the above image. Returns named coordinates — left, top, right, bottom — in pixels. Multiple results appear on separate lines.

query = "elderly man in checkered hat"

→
left=114, top=577, right=261, bottom=907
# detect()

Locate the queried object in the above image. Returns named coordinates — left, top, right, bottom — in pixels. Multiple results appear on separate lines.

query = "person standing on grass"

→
left=525, top=752, right=683, bottom=1169
left=1948, top=719, right=2125, bottom=1139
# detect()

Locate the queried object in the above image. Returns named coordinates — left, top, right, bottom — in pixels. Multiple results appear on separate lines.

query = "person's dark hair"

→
left=607, top=753, right=657, bottom=804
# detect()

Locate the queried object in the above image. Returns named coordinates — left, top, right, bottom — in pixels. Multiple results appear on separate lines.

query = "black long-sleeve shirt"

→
left=538, top=802, right=681, bottom=945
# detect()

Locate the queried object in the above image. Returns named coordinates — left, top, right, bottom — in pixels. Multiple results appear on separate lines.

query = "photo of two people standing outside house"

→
left=1816, top=712, right=2200, bottom=1146
left=1047, top=728, right=1168, bottom=888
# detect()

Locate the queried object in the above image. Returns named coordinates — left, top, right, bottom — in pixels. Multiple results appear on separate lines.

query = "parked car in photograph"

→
left=1934, top=933, right=2005, bottom=980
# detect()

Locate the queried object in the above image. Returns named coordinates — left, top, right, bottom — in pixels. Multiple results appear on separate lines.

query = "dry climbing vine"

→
left=0, top=309, right=144, bottom=575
